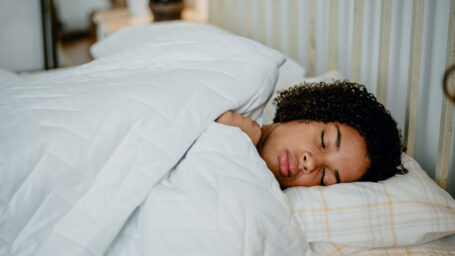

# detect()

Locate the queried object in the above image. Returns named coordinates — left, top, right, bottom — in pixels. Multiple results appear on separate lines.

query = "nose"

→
left=300, top=152, right=320, bottom=173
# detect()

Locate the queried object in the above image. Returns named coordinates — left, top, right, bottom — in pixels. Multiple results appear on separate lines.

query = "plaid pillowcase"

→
left=285, top=154, right=455, bottom=248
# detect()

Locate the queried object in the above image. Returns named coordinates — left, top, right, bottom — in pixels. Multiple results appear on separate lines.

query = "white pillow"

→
left=277, top=57, right=306, bottom=90
left=285, top=153, right=455, bottom=248
left=90, top=21, right=230, bottom=59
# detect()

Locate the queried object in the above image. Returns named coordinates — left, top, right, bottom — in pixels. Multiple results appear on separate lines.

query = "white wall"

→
left=55, top=0, right=110, bottom=33
left=0, top=0, right=44, bottom=71
left=185, top=0, right=208, bottom=20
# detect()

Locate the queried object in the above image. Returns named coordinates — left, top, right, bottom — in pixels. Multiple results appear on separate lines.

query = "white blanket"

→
left=0, top=28, right=310, bottom=255
left=107, top=123, right=309, bottom=256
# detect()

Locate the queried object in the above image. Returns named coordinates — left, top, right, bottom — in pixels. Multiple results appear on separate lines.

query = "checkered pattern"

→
left=285, top=154, right=455, bottom=248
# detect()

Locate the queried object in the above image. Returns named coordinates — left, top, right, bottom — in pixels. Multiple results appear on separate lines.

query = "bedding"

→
left=89, top=21, right=307, bottom=125
left=106, top=123, right=309, bottom=255
left=310, top=234, right=455, bottom=256
left=90, top=21, right=229, bottom=59
left=2, top=21, right=455, bottom=256
left=286, top=154, right=455, bottom=248
left=0, top=69, right=22, bottom=88
left=0, top=27, right=297, bottom=255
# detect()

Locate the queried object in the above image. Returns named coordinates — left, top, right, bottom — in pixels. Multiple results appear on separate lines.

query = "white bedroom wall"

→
left=0, top=0, right=44, bottom=71
left=209, top=0, right=455, bottom=196
left=185, top=0, right=208, bottom=21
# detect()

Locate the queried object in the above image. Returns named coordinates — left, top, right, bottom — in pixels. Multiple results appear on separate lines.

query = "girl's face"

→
left=258, top=121, right=370, bottom=188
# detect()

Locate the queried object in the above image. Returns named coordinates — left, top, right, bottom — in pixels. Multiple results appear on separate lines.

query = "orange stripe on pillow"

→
left=318, top=186, right=331, bottom=241
left=381, top=182, right=397, bottom=247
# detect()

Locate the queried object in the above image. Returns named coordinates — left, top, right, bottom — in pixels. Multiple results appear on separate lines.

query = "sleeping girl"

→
left=216, top=81, right=408, bottom=188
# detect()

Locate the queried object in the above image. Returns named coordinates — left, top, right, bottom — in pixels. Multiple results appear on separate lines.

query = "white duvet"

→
left=0, top=27, right=310, bottom=255
left=107, top=123, right=307, bottom=256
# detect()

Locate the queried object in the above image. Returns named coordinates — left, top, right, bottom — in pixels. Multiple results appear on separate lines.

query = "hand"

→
left=216, top=111, right=262, bottom=146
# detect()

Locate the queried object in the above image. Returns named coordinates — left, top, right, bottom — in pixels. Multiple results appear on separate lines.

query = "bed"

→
left=1, top=6, right=455, bottom=256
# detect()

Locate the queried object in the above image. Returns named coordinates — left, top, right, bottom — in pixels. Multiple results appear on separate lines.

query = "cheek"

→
left=283, top=173, right=319, bottom=187
left=259, top=137, right=280, bottom=161
left=260, top=147, right=277, bottom=172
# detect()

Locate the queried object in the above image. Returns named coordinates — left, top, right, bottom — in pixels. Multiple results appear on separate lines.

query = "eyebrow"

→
left=335, top=124, right=341, bottom=151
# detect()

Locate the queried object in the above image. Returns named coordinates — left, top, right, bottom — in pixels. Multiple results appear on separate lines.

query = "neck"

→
left=256, top=123, right=280, bottom=152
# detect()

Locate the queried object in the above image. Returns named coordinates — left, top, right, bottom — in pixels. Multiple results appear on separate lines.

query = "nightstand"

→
left=93, top=8, right=206, bottom=41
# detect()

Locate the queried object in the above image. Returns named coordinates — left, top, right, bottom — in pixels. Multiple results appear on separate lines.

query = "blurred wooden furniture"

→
left=110, top=0, right=127, bottom=8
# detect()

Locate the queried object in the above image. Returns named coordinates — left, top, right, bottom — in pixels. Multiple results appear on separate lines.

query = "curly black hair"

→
left=273, top=80, right=408, bottom=182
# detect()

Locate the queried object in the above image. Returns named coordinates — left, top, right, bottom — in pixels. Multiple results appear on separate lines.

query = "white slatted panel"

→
left=208, top=0, right=219, bottom=26
left=272, top=0, right=280, bottom=50
left=250, top=0, right=259, bottom=41
left=307, top=0, right=317, bottom=76
left=225, top=0, right=235, bottom=32
left=376, top=0, right=392, bottom=105
left=351, top=0, right=363, bottom=82
left=337, top=0, right=355, bottom=81
left=315, top=0, right=330, bottom=75
left=236, top=0, right=246, bottom=37
left=289, top=0, right=298, bottom=61
left=257, top=0, right=266, bottom=45
left=328, top=0, right=338, bottom=70
left=386, top=0, right=412, bottom=137
left=280, top=0, right=290, bottom=56
left=297, top=0, right=310, bottom=67
left=244, top=0, right=252, bottom=39
left=436, top=0, right=455, bottom=189
left=404, top=0, right=424, bottom=158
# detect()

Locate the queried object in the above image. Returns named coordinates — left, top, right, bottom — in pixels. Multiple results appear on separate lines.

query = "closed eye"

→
left=320, top=168, right=326, bottom=186
left=321, top=131, right=326, bottom=149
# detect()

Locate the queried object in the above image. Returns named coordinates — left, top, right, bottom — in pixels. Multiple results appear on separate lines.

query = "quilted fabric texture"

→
left=286, top=154, right=455, bottom=248
left=0, top=29, right=284, bottom=255
left=106, top=123, right=310, bottom=256
left=90, top=21, right=307, bottom=125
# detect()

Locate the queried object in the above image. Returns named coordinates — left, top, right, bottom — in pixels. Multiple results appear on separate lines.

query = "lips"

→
left=279, top=150, right=298, bottom=178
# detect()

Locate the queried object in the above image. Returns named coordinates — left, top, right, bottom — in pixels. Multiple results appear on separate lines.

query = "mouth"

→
left=278, top=150, right=298, bottom=178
